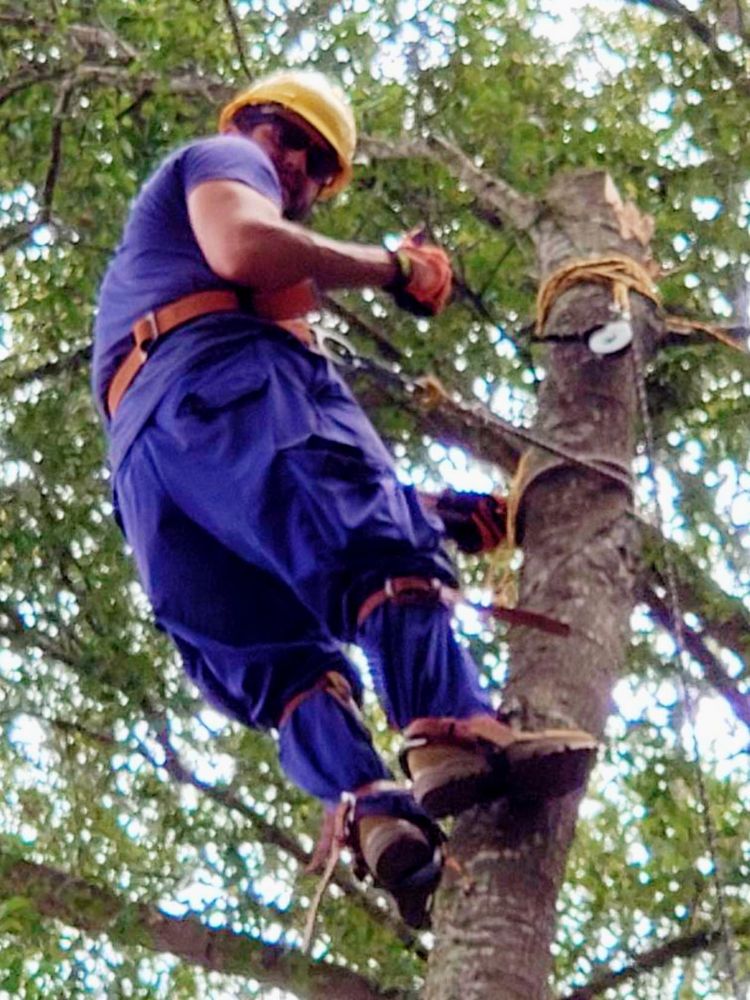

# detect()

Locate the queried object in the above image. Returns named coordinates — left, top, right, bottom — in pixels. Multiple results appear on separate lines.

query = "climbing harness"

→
left=105, top=283, right=321, bottom=418
left=106, top=289, right=241, bottom=417
left=278, top=671, right=363, bottom=729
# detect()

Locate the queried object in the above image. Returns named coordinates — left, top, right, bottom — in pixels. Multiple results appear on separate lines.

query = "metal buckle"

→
left=315, top=328, right=357, bottom=365
left=385, top=577, right=443, bottom=606
left=136, top=310, right=159, bottom=354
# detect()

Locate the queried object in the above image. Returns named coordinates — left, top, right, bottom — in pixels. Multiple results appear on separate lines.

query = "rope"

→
left=666, top=314, right=748, bottom=353
left=301, top=795, right=354, bottom=954
left=536, top=254, right=659, bottom=337
left=536, top=253, right=747, bottom=354
left=630, top=323, right=742, bottom=995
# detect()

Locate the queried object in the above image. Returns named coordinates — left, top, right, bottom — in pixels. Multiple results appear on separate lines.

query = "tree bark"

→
left=424, top=171, right=657, bottom=1000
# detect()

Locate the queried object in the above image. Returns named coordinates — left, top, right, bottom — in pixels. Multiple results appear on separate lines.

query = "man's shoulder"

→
left=175, top=134, right=281, bottom=203
left=147, top=135, right=268, bottom=179
left=178, top=133, right=271, bottom=169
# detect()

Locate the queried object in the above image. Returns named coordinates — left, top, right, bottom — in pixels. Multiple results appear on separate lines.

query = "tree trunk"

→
left=425, top=171, right=659, bottom=1000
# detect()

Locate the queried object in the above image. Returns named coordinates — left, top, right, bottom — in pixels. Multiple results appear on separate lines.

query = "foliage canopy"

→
left=1, top=1, right=749, bottom=997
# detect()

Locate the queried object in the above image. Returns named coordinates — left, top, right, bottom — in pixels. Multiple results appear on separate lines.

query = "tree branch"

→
left=625, top=0, right=750, bottom=92
left=322, top=294, right=405, bottom=362
left=345, top=354, right=524, bottom=475
left=358, top=134, right=540, bottom=234
left=0, top=68, right=67, bottom=109
left=639, top=522, right=750, bottom=675
left=40, top=77, right=75, bottom=223
left=627, top=0, right=714, bottom=44
left=220, top=0, right=254, bottom=82
left=0, top=11, right=35, bottom=29
left=638, top=582, right=750, bottom=730
left=0, top=221, right=36, bottom=255
left=71, top=63, right=232, bottom=104
left=560, top=914, right=750, bottom=998
left=0, top=851, right=403, bottom=1000
left=0, top=346, right=92, bottom=392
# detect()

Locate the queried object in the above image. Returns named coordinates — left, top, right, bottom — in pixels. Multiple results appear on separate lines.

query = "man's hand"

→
left=423, top=489, right=508, bottom=554
left=386, top=230, right=453, bottom=316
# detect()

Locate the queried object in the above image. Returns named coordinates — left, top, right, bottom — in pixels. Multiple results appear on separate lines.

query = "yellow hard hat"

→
left=218, top=70, right=356, bottom=199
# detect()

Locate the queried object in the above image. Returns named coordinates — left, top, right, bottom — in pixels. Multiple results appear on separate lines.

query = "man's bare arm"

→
left=187, top=179, right=397, bottom=293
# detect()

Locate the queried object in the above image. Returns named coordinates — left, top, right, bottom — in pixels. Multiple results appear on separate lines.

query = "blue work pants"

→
left=114, top=326, right=491, bottom=803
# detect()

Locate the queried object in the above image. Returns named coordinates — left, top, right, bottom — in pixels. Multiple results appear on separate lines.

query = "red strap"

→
left=278, top=671, right=360, bottom=729
left=486, top=604, right=571, bottom=636
left=252, top=279, right=319, bottom=321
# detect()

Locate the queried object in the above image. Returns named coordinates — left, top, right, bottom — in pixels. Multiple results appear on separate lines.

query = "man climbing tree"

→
left=4, top=3, right=749, bottom=997
left=92, top=68, right=596, bottom=927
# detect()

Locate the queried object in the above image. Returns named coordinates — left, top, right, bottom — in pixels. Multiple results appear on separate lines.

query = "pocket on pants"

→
left=177, top=367, right=270, bottom=418
left=280, top=434, right=397, bottom=553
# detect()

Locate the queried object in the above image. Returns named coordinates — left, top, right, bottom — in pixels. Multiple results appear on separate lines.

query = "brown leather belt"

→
left=105, top=289, right=241, bottom=418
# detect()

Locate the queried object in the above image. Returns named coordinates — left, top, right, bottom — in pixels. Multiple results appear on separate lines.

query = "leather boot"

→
left=401, top=714, right=598, bottom=818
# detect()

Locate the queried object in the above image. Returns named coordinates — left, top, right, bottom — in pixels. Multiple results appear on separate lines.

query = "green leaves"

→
left=1, top=2, right=749, bottom=997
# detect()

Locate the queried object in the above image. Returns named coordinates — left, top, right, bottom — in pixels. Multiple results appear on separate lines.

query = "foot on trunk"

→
left=342, top=781, right=444, bottom=928
left=400, top=714, right=598, bottom=818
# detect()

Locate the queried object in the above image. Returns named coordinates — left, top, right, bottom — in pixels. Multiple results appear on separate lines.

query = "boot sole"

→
left=414, top=739, right=597, bottom=818
left=505, top=741, right=597, bottom=801
left=361, top=821, right=440, bottom=929
left=366, top=823, right=434, bottom=885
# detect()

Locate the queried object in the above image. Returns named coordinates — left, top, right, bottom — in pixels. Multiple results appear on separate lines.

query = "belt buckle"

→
left=136, top=309, right=159, bottom=354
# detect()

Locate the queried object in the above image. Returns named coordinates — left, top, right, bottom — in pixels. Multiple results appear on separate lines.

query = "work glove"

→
left=427, top=489, right=508, bottom=554
left=385, top=229, right=453, bottom=317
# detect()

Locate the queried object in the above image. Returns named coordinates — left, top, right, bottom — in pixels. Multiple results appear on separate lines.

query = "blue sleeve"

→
left=181, top=136, right=282, bottom=207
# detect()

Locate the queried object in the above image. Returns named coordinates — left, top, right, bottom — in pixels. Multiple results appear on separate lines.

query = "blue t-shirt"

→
left=92, top=135, right=282, bottom=464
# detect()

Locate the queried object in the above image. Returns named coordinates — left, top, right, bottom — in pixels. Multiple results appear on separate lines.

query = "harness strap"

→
left=356, top=576, right=459, bottom=629
left=301, top=779, right=420, bottom=951
left=277, top=670, right=361, bottom=729
left=357, top=575, right=570, bottom=637
left=106, top=289, right=241, bottom=418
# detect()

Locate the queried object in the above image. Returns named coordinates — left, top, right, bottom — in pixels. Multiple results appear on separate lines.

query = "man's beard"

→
left=277, top=164, right=314, bottom=221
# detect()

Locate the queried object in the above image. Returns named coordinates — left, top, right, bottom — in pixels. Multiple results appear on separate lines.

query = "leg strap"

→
left=305, top=779, right=444, bottom=934
left=278, top=670, right=360, bottom=728
left=356, top=575, right=460, bottom=628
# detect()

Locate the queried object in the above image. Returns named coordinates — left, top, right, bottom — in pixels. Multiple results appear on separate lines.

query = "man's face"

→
left=232, top=108, right=340, bottom=221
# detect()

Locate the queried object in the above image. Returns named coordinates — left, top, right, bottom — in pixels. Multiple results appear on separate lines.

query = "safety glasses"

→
left=270, top=116, right=340, bottom=185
